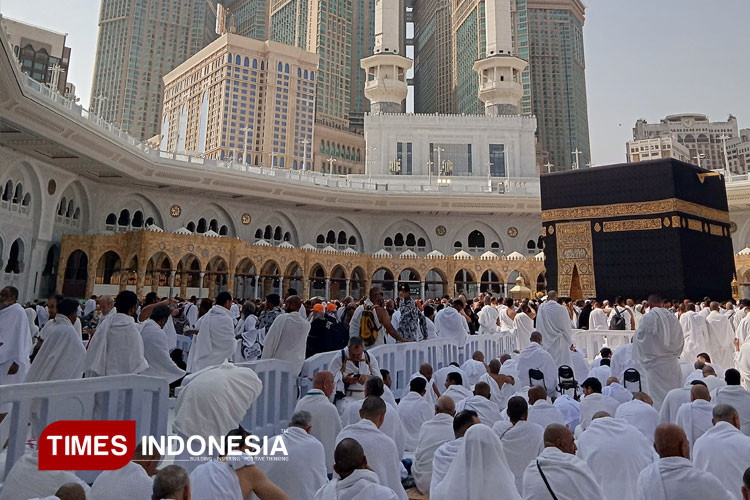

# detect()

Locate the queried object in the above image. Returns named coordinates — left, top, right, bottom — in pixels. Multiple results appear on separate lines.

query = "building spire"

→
left=472, top=0, right=527, bottom=116
left=360, top=0, right=412, bottom=114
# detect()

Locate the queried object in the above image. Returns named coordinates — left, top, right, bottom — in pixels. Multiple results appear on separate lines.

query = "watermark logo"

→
left=39, top=420, right=135, bottom=470
left=38, top=420, right=289, bottom=470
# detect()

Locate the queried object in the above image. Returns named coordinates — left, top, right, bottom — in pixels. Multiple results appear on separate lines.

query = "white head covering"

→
left=431, top=424, right=521, bottom=500
left=25, top=307, right=39, bottom=342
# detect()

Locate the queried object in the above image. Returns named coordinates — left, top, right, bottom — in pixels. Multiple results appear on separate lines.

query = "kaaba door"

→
left=569, top=265, right=583, bottom=300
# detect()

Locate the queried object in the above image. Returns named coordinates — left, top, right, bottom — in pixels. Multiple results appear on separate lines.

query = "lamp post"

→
left=326, top=156, right=337, bottom=178
left=544, top=162, right=554, bottom=173
left=389, top=158, right=401, bottom=175
left=693, top=153, right=706, bottom=168
left=425, top=160, right=434, bottom=186
left=92, top=94, right=108, bottom=117
left=366, top=145, right=376, bottom=175
left=241, top=126, right=251, bottom=166
left=571, top=148, right=582, bottom=170
left=435, top=146, right=445, bottom=175
left=269, top=151, right=278, bottom=168
left=486, top=161, right=493, bottom=192
left=719, top=135, right=731, bottom=177
left=48, top=63, right=64, bottom=91
left=299, top=138, right=310, bottom=171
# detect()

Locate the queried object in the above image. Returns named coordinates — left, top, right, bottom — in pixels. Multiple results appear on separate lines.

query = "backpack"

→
left=610, top=306, right=626, bottom=330
left=360, top=305, right=379, bottom=347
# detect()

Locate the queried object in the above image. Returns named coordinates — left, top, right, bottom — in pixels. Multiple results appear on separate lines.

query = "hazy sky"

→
left=2, top=0, right=748, bottom=165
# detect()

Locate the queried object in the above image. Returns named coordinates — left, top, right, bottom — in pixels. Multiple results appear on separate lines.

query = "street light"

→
left=92, top=94, right=108, bottom=117
left=571, top=148, right=582, bottom=170
left=693, top=153, right=706, bottom=168
left=269, top=151, right=278, bottom=168
left=366, top=145, right=376, bottom=176
left=434, top=146, right=445, bottom=175
left=544, top=162, right=554, bottom=173
left=389, top=158, right=401, bottom=175
left=326, top=156, right=337, bottom=178
left=425, top=160, right=434, bottom=186
left=719, top=135, right=731, bottom=177
left=299, top=138, right=310, bottom=171
left=241, top=126, right=252, bottom=166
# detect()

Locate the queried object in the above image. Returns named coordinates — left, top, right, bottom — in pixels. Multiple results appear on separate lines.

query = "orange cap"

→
left=326, top=303, right=337, bottom=311
left=313, top=303, right=325, bottom=312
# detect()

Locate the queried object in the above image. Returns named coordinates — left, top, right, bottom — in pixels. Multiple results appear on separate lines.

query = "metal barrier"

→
left=574, top=329, right=634, bottom=362
left=0, top=375, right=168, bottom=481
left=298, top=350, right=338, bottom=395
left=236, top=359, right=298, bottom=438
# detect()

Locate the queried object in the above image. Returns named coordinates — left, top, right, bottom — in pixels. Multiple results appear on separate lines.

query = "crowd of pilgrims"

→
left=0, top=282, right=750, bottom=499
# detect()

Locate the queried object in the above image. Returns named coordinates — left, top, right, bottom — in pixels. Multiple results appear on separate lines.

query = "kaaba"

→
left=541, top=159, right=735, bottom=301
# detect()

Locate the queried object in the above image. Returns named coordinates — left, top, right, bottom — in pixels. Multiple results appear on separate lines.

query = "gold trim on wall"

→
left=602, top=218, right=662, bottom=232
left=687, top=219, right=703, bottom=232
left=541, top=198, right=730, bottom=224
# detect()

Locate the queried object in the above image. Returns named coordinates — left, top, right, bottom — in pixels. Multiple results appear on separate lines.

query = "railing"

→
left=574, top=329, right=634, bottom=361
left=236, top=359, right=298, bottom=438
left=0, top=375, right=168, bottom=481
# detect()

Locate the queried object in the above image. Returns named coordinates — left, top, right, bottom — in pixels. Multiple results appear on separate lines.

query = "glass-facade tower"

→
left=90, top=0, right=218, bottom=140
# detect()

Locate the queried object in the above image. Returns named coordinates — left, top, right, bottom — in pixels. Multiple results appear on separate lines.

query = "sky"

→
left=1, top=0, right=749, bottom=165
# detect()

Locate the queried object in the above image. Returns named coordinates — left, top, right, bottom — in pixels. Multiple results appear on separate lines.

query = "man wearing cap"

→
left=397, top=284, right=427, bottom=342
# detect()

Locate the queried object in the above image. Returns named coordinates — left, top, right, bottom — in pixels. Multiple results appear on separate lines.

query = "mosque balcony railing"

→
left=18, top=67, right=747, bottom=193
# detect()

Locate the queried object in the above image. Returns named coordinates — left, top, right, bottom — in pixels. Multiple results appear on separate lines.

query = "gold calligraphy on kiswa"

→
left=556, top=221, right=596, bottom=299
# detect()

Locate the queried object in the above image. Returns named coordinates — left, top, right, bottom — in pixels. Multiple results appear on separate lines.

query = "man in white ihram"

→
left=434, top=300, right=470, bottom=345
left=527, top=386, right=566, bottom=430
left=712, top=368, right=750, bottom=436
left=313, top=438, right=400, bottom=500
left=430, top=410, right=480, bottom=493
left=679, top=303, right=708, bottom=362
left=492, top=396, right=544, bottom=495
left=615, top=392, right=660, bottom=443
left=396, top=377, right=433, bottom=452
left=632, top=294, right=684, bottom=408
left=441, top=371, right=473, bottom=405
left=477, top=296, right=499, bottom=335
left=577, top=377, right=620, bottom=432
left=522, top=424, right=606, bottom=499
left=516, top=331, right=558, bottom=397
left=83, top=290, right=148, bottom=377
left=693, top=404, right=750, bottom=500
left=294, top=370, right=342, bottom=475
left=705, top=301, right=735, bottom=369
left=636, top=423, right=734, bottom=500
left=431, top=423, right=521, bottom=500
left=576, top=413, right=657, bottom=500
left=261, top=295, right=311, bottom=374
left=25, top=297, right=85, bottom=383
left=0, top=286, right=33, bottom=391
left=455, top=382, right=502, bottom=426
left=139, top=305, right=185, bottom=385
left=535, top=291, right=573, bottom=369
left=335, top=396, right=407, bottom=500
left=186, top=291, right=236, bottom=373
left=257, top=411, right=328, bottom=500
left=674, top=383, right=714, bottom=449
left=412, top=396, right=455, bottom=495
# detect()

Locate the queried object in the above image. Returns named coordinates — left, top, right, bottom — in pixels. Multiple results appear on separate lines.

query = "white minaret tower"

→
left=472, top=0, right=527, bottom=116
left=360, top=0, right=412, bottom=114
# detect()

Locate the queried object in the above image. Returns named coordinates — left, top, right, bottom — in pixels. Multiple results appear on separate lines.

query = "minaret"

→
left=472, top=0, right=527, bottom=116
left=360, top=0, right=412, bottom=114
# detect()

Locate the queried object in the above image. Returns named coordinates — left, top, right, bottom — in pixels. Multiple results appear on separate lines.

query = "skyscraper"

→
left=90, top=0, right=218, bottom=140
left=270, top=0, right=353, bottom=130
left=223, top=0, right=269, bottom=39
left=526, top=0, right=590, bottom=170
left=412, top=0, right=454, bottom=114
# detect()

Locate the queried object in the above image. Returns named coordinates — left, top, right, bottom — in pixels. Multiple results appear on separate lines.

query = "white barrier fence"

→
left=0, top=375, right=169, bottom=482
left=574, top=329, right=634, bottom=361
left=235, top=359, right=298, bottom=438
